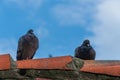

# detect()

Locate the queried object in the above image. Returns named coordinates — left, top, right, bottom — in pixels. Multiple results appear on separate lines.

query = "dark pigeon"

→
left=75, top=39, right=96, bottom=60
left=16, top=29, right=39, bottom=60
left=16, top=29, right=39, bottom=75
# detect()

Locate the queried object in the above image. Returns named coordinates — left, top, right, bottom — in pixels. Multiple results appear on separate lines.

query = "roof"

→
left=0, top=54, right=120, bottom=79
left=0, top=54, right=10, bottom=70
left=17, top=56, right=72, bottom=70
left=80, top=60, right=120, bottom=76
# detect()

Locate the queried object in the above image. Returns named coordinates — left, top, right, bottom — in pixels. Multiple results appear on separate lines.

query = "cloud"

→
left=90, top=0, right=120, bottom=60
left=51, top=0, right=98, bottom=26
left=0, top=38, right=17, bottom=60
left=35, top=26, right=49, bottom=40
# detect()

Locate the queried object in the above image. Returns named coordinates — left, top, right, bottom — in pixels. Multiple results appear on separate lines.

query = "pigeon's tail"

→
left=0, top=78, right=3, bottom=80
left=19, top=69, right=26, bottom=76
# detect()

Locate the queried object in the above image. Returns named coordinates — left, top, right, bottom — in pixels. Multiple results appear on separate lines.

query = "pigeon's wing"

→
left=89, top=48, right=96, bottom=60
left=33, top=35, right=39, bottom=50
left=29, top=35, right=39, bottom=59
left=21, top=35, right=35, bottom=59
left=17, top=35, right=32, bottom=60
left=16, top=36, right=25, bottom=60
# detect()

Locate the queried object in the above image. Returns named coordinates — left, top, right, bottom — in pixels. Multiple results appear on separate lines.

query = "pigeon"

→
left=16, top=29, right=39, bottom=60
left=75, top=39, right=96, bottom=60
left=16, top=29, right=39, bottom=75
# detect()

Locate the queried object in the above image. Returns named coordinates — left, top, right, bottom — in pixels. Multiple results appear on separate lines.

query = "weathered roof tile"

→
left=17, top=56, right=72, bottom=70
left=80, top=60, right=120, bottom=77
left=0, top=54, right=10, bottom=70
left=0, top=53, right=120, bottom=77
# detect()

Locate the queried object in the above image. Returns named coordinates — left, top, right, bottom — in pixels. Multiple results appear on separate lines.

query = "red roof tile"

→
left=17, top=56, right=72, bottom=70
left=80, top=60, right=120, bottom=77
left=1, top=53, right=120, bottom=77
left=0, top=54, right=10, bottom=70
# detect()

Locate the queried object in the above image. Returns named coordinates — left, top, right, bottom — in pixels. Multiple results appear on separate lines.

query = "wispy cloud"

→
left=35, top=25, right=49, bottom=40
left=51, top=0, right=98, bottom=26
left=52, top=0, right=120, bottom=60
left=90, top=0, right=120, bottom=60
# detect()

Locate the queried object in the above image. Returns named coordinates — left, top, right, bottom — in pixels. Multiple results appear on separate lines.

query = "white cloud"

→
left=90, top=0, right=120, bottom=60
left=0, top=38, right=17, bottom=60
left=52, top=0, right=98, bottom=26
left=53, top=5, right=86, bottom=25
left=35, top=26, right=49, bottom=40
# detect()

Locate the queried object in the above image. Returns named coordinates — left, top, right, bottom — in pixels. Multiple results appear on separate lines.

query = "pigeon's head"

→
left=27, top=29, right=33, bottom=34
left=83, top=39, right=90, bottom=46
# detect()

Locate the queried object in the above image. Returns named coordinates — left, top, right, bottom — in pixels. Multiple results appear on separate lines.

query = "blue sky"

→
left=0, top=0, right=120, bottom=60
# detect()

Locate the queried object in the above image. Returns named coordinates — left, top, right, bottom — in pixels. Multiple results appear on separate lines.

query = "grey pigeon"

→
left=75, top=39, right=96, bottom=60
left=16, top=29, right=39, bottom=60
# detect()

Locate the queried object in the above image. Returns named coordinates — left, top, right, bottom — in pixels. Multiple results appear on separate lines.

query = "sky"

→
left=0, top=0, right=120, bottom=60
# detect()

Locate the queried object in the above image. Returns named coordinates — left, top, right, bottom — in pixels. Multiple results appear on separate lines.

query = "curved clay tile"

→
left=80, top=60, right=120, bottom=77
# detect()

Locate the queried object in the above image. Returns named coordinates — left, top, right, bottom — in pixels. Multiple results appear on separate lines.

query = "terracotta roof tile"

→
left=0, top=54, right=10, bottom=70
left=80, top=60, right=120, bottom=77
left=17, top=56, right=72, bottom=70
left=1, top=53, right=120, bottom=77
